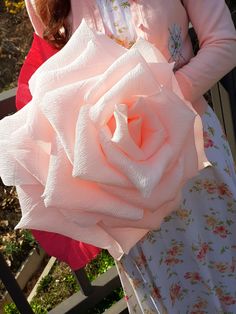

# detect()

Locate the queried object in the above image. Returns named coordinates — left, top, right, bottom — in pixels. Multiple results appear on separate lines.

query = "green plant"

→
left=1, top=229, right=38, bottom=272
left=30, top=302, right=48, bottom=314
left=4, top=302, right=47, bottom=314
left=3, top=241, right=21, bottom=258
left=36, top=274, right=53, bottom=293
left=21, top=230, right=38, bottom=249
left=26, top=250, right=117, bottom=312
left=64, top=273, right=80, bottom=291
left=3, top=303, right=20, bottom=314
left=31, top=262, right=80, bottom=311
left=87, top=288, right=124, bottom=314
left=85, top=250, right=115, bottom=281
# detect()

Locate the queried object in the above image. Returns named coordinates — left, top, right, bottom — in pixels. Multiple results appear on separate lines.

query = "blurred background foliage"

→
left=1, top=0, right=25, bottom=14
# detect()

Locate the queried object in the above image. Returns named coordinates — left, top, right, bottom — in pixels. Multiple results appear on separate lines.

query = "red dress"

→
left=16, top=33, right=100, bottom=270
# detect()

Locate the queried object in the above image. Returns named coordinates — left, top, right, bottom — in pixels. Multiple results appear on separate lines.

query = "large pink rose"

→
left=0, top=21, right=209, bottom=259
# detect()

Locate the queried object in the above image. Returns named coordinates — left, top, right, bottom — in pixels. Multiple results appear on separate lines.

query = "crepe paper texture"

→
left=0, top=20, right=210, bottom=259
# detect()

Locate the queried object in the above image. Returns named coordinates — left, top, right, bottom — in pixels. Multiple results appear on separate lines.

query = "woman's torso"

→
left=69, top=0, right=194, bottom=70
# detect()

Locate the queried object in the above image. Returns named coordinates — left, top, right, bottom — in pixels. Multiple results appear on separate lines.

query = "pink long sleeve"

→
left=175, top=0, right=236, bottom=103
left=25, top=0, right=45, bottom=37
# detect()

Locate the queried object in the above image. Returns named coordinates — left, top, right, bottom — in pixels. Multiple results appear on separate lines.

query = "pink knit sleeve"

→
left=25, top=0, right=45, bottom=37
left=175, top=0, right=236, bottom=103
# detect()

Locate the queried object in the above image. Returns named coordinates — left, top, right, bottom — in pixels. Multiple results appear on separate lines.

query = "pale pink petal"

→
left=133, top=38, right=167, bottom=63
left=73, top=104, right=131, bottom=187
left=86, top=48, right=148, bottom=104
left=111, top=104, right=145, bottom=160
left=15, top=185, right=123, bottom=256
left=89, top=63, right=161, bottom=125
left=99, top=157, right=185, bottom=211
left=129, top=97, right=167, bottom=158
left=43, top=138, right=143, bottom=220
left=29, top=20, right=124, bottom=92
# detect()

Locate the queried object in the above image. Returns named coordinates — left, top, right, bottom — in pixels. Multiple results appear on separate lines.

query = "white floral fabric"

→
left=96, top=0, right=137, bottom=48
left=95, top=1, right=236, bottom=313
left=117, top=106, right=236, bottom=313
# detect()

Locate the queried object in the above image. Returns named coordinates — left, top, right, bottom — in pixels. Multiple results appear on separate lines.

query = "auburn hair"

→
left=34, top=0, right=71, bottom=49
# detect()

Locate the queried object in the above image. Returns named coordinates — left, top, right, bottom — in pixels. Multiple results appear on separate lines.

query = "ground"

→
left=0, top=8, right=33, bottom=93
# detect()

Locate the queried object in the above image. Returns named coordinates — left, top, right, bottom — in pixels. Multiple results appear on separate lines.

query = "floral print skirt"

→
left=117, top=105, right=236, bottom=314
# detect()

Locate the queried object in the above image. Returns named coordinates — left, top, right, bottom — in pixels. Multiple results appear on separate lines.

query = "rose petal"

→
left=99, top=160, right=185, bottom=220
left=85, top=48, right=148, bottom=104
left=30, top=20, right=125, bottom=94
left=133, top=38, right=167, bottom=64
left=128, top=116, right=142, bottom=146
left=102, top=190, right=182, bottom=229
left=89, top=62, right=161, bottom=125
left=100, top=126, right=173, bottom=197
left=41, top=79, right=95, bottom=163
left=44, top=138, right=144, bottom=220
left=111, top=104, right=145, bottom=160
left=148, top=89, right=197, bottom=165
left=0, top=107, right=44, bottom=186
left=111, top=101, right=166, bottom=161
left=129, top=97, right=167, bottom=158
left=15, top=185, right=123, bottom=256
left=73, top=104, right=132, bottom=188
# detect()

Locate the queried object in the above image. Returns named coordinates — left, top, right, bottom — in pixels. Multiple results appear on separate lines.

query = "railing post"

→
left=0, top=88, right=16, bottom=119
left=220, top=68, right=236, bottom=136
left=211, top=78, right=236, bottom=160
left=0, top=252, right=34, bottom=314
left=73, top=268, right=93, bottom=296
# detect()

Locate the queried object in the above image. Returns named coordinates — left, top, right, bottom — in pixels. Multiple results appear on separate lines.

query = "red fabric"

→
left=16, top=33, right=101, bottom=269
left=31, top=230, right=100, bottom=270
left=16, top=33, right=58, bottom=110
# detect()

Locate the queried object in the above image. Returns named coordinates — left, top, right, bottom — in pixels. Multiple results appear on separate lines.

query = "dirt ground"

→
left=0, top=8, right=33, bottom=93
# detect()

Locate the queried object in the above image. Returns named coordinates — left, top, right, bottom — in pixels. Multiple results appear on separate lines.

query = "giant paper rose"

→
left=0, top=21, right=209, bottom=259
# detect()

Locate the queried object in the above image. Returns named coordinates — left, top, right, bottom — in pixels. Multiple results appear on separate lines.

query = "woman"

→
left=23, top=0, right=236, bottom=312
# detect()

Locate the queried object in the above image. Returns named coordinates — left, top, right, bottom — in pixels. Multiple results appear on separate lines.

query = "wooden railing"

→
left=0, top=251, right=127, bottom=314
left=0, top=68, right=235, bottom=313
left=0, top=88, right=17, bottom=120
left=211, top=69, right=236, bottom=159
